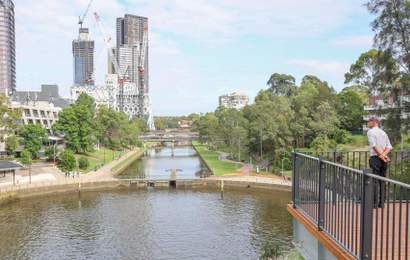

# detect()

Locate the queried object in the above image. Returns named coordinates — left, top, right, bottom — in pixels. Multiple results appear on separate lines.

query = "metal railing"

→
left=300, top=150, right=410, bottom=183
left=292, top=152, right=410, bottom=259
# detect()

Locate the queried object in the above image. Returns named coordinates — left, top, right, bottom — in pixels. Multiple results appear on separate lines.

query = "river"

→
left=118, top=146, right=211, bottom=179
left=0, top=145, right=293, bottom=259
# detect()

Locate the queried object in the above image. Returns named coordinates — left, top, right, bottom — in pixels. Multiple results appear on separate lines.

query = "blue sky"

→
left=15, top=0, right=374, bottom=115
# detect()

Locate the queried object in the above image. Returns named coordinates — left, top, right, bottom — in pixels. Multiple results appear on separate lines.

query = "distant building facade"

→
left=72, top=28, right=95, bottom=86
left=11, top=84, right=70, bottom=109
left=219, top=92, right=249, bottom=110
left=0, top=0, right=15, bottom=95
left=9, top=100, right=61, bottom=133
left=363, top=93, right=410, bottom=132
left=113, top=14, right=149, bottom=117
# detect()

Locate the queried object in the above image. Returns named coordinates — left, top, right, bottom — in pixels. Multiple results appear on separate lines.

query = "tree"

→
left=5, top=135, right=18, bottom=155
left=53, top=93, right=96, bottom=153
left=337, top=89, right=364, bottom=131
left=365, top=1, right=410, bottom=141
left=78, top=157, right=89, bottom=170
left=19, top=124, right=47, bottom=159
left=267, top=73, right=296, bottom=96
left=45, top=146, right=58, bottom=162
left=58, top=150, right=76, bottom=176
left=95, top=106, right=140, bottom=150
left=344, top=49, right=399, bottom=92
left=0, top=94, right=21, bottom=144
left=20, top=149, right=32, bottom=184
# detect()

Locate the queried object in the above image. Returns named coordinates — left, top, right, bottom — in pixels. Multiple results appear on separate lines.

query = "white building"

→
left=363, top=94, right=410, bottom=132
left=70, top=74, right=140, bottom=119
left=9, top=100, right=61, bottom=133
left=219, top=92, right=249, bottom=110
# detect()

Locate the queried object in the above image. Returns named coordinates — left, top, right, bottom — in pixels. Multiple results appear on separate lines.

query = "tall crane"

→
left=94, top=12, right=128, bottom=112
left=138, top=23, right=155, bottom=131
left=78, top=0, right=94, bottom=29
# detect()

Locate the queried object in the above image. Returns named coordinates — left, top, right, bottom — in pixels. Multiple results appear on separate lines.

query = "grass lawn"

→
left=111, top=149, right=143, bottom=174
left=75, top=148, right=124, bottom=173
left=192, top=141, right=241, bottom=176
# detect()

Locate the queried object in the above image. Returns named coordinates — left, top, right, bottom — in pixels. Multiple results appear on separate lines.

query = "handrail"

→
left=292, top=152, right=410, bottom=259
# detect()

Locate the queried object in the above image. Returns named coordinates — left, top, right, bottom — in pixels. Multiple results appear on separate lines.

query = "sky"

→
left=15, top=0, right=375, bottom=115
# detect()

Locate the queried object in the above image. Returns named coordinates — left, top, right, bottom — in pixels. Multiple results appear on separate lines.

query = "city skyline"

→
left=15, top=0, right=373, bottom=115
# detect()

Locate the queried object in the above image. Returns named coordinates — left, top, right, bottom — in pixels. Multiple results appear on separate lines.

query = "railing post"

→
left=292, top=152, right=300, bottom=208
left=360, top=169, right=374, bottom=260
left=332, top=151, right=337, bottom=204
left=318, top=156, right=325, bottom=230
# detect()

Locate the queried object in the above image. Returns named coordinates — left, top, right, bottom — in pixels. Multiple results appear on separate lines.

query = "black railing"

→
left=292, top=152, right=410, bottom=259
left=300, top=150, right=410, bottom=183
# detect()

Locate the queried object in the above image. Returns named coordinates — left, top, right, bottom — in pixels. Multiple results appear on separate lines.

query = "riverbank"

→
left=0, top=177, right=291, bottom=206
left=192, top=141, right=242, bottom=176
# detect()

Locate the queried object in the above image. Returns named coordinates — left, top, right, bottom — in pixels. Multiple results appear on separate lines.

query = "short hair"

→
left=368, top=117, right=380, bottom=124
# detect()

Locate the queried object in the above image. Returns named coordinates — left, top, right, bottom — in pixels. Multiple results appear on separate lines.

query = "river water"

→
left=118, top=146, right=211, bottom=179
left=0, top=146, right=294, bottom=259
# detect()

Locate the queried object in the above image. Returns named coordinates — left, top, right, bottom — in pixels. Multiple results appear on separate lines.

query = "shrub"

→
left=78, top=157, right=89, bottom=170
left=45, top=146, right=58, bottom=162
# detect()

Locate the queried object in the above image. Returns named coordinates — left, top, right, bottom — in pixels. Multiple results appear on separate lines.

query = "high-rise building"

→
left=219, top=92, right=249, bottom=110
left=72, top=28, right=95, bottom=86
left=114, top=14, right=149, bottom=99
left=0, top=0, right=16, bottom=95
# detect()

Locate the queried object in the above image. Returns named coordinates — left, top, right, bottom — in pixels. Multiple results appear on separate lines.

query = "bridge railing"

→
left=292, top=152, right=410, bottom=259
left=299, top=150, right=410, bottom=183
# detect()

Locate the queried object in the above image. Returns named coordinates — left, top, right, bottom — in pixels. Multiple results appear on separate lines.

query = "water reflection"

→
left=0, top=189, right=292, bottom=259
left=118, top=146, right=210, bottom=179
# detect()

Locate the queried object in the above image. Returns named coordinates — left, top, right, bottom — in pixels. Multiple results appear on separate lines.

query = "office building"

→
left=114, top=14, right=149, bottom=111
left=72, top=28, right=95, bottom=86
left=219, top=92, right=249, bottom=110
left=0, top=0, right=15, bottom=95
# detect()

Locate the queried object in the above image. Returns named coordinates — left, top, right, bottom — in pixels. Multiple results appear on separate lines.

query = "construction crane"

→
left=78, top=0, right=94, bottom=29
left=138, top=23, right=155, bottom=131
left=94, top=12, right=128, bottom=112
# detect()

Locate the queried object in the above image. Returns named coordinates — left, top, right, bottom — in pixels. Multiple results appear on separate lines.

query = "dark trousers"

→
left=369, top=156, right=387, bottom=208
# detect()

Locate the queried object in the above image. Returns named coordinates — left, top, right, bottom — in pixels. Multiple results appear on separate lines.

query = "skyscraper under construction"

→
left=113, top=14, right=149, bottom=113
left=72, top=28, right=95, bottom=86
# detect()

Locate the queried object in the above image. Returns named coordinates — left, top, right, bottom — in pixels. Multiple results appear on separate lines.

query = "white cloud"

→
left=14, top=0, right=369, bottom=114
left=332, top=35, right=373, bottom=48
left=288, top=59, right=349, bottom=86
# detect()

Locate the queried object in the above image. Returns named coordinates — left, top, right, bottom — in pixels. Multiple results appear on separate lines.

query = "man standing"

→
left=367, top=117, right=393, bottom=208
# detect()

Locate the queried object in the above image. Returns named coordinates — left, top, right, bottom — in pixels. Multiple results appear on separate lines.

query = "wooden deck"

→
left=291, top=202, right=410, bottom=259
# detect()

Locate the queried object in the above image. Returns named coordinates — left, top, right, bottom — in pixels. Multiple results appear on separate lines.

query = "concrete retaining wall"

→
left=0, top=178, right=290, bottom=206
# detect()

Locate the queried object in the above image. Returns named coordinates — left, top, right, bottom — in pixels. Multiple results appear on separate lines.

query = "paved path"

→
left=209, top=175, right=291, bottom=186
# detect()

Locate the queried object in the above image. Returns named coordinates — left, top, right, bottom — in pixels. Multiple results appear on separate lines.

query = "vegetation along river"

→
left=0, top=145, right=293, bottom=259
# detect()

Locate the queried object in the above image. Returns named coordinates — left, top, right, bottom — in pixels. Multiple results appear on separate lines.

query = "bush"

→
left=45, top=146, right=58, bottom=162
left=331, top=129, right=352, bottom=144
left=58, top=150, right=76, bottom=174
left=78, top=157, right=89, bottom=170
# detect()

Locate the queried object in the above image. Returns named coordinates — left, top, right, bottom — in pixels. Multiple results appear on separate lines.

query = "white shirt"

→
left=367, top=126, right=393, bottom=156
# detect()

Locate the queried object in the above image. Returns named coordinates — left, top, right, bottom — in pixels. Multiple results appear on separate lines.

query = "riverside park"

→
left=2, top=0, right=410, bottom=259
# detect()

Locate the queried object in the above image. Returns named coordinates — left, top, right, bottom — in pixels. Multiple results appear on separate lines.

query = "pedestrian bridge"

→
left=289, top=151, right=410, bottom=259
left=139, top=130, right=199, bottom=142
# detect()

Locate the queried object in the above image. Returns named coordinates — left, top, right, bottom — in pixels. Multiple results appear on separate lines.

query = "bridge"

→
left=139, top=130, right=199, bottom=142
left=289, top=151, right=410, bottom=259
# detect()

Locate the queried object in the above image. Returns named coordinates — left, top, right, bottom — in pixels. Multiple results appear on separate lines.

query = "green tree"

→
left=337, top=89, right=364, bottom=131
left=0, top=94, right=21, bottom=144
left=53, top=93, right=96, bottom=153
left=58, top=149, right=76, bottom=175
left=365, top=0, right=410, bottom=145
left=19, top=124, right=47, bottom=159
left=5, top=135, right=18, bottom=156
left=267, top=73, right=296, bottom=96
left=20, top=149, right=32, bottom=184
left=78, top=157, right=89, bottom=170
left=45, top=146, right=58, bottom=162
left=344, top=49, right=399, bottom=92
